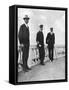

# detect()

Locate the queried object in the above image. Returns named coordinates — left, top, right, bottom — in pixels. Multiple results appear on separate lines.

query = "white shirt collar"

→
left=50, top=32, right=53, bottom=35
left=24, top=23, right=28, bottom=27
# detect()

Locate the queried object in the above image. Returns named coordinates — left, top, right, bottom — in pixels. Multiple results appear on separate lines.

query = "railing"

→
left=18, top=45, right=65, bottom=72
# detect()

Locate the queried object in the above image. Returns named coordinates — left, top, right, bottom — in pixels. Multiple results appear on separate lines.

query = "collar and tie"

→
left=50, top=32, right=53, bottom=35
left=25, top=23, right=29, bottom=28
left=25, top=24, right=29, bottom=30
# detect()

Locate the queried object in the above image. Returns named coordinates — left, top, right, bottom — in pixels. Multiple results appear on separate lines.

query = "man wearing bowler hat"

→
left=36, top=25, right=45, bottom=65
left=19, top=15, right=31, bottom=72
left=46, top=27, right=55, bottom=62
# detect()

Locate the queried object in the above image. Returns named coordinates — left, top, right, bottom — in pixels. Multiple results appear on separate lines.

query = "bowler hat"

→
left=23, top=15, right=30, bottom=20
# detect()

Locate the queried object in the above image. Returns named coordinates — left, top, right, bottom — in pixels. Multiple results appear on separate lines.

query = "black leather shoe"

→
left=24, top=69, right=29, bottom=72
left=51, top=59, right=53, bottom=62
left=51, top=60, right=53, bottom=62
left=40, top=63, right=45, bottom=65
left=27, top=67, right=31, bottom=70
left=23, top=68, right=29, bottom=72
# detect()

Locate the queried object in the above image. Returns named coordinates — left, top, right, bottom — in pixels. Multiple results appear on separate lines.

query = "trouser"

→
left=48, top=46, right=54, bottom=61
left=38, top=46, right=45, bottom=63
left=22, top=44, right=29, bottom=69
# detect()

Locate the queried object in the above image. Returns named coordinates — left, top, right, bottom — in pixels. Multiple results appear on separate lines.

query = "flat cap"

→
left=39, top=24, right=43, bottom=28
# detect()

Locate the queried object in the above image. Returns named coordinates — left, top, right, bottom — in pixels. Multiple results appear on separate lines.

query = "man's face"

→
left=40, top=27, right=43, bottom=31
left=50, top=28, right=53, bottom=32
left=24, top=19, right=29, bottom=24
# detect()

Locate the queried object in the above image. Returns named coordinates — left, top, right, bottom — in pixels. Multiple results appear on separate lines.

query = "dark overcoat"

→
left=19, top=24, right=30, bottom=45
left=18, top=24, right=30, bottom=69
left=36, top=31, right=45, bottom=62
left=46, top=32, right=55, bottom=48
left=36, top=31, right=44, bottom=46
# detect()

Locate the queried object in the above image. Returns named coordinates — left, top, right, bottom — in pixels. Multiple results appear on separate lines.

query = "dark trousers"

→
left=48, top=46, right=54, bottom=61
left=38, top=46, right=45, bottom=63
left=22, top=44, right=29, bottom=69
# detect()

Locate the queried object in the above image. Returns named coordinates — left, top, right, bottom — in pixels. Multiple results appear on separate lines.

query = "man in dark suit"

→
left=36, top=25, right=45, bottom=65
left=18, top=15, right=31, bottom=72
left=46, top=27, right=55, bottom=62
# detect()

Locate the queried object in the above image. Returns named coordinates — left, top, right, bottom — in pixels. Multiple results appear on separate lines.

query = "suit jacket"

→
left=46, top=32, right=55, bottom=47
left=36, top=31, right=44, bottom=46
left=18, top=24, right=30, bottom=45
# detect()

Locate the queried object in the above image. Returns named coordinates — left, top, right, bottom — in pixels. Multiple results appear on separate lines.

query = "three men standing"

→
left=46, top=27, right=55, bottom=62
left=36, top=25, right=45, bottom=65
left=18, top=15, right=55, bottom=72
left=19, top=15, right=31, bottom=72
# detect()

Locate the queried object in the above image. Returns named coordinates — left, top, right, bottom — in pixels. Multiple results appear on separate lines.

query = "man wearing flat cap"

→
left=36, top=25, right=45, bottom=65
left=19, top=15, right=31, bottom=72
left=46, top=27, right=55, bottom=62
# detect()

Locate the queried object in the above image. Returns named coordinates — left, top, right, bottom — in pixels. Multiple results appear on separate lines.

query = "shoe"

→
left=40, top=62, right=45, bottom=65
left=27, top=67, right=31, bottom=70
left=23, top=68, right=29, bottom=72
left=50, top=59, right=53, bottom=62
left=51, top=60, right=53, bottom=62
left=24, top=69, right=29, bottom=72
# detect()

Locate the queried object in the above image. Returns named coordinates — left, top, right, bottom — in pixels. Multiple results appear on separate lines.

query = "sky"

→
left=18, top=8, right=65, bottom=46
